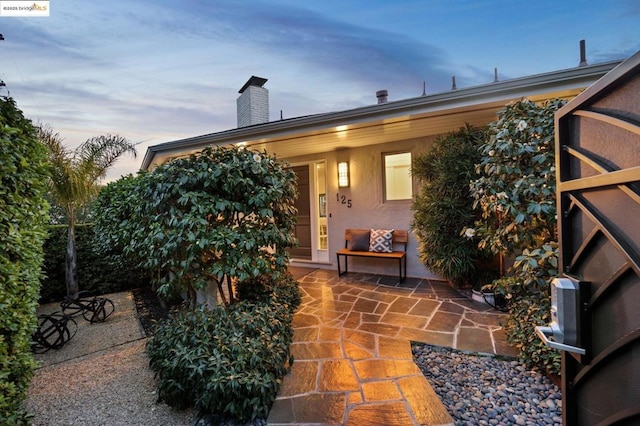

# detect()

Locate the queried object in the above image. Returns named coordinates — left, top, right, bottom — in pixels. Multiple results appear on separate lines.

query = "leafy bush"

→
left=236, top=272, right=301, bottom=307
left=270, top=273, right=303, bottom=312
left=236, top=274, right=274, bottom=302
left=91, top=174, right=143, bottom=270
left=470, top=99, right=564, bottom=255
left=93, top=146, right=298, bottom=306
left=495, top=244, right=561, bottom=375
left=147, top=274, right=300, bottom=422
left=40, top=224, right=150, bottom=303
left=470, top=99, right=565, bottom=374
left=412, top=124, right=495, bottom=288
left=0, top=97, right=49, bottom=424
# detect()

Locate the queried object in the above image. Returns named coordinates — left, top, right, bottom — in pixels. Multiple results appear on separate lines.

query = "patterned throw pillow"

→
left=369, top=229, right=394, bottom=253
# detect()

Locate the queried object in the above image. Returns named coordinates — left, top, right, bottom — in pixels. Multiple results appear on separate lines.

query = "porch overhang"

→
left=141, top=60, right=621, bottom=170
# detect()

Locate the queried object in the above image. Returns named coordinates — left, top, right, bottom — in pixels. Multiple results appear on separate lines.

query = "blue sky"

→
left=1, top=0, right=638, bottom=180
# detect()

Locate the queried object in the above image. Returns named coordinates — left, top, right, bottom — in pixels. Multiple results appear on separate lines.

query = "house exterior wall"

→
left=142, top=61, right=623, bottom=281
left=286, top=135, right=439, bottom=279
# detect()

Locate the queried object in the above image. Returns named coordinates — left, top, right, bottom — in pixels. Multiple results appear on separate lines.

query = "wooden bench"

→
left=336, top=229, right=408, bottom=283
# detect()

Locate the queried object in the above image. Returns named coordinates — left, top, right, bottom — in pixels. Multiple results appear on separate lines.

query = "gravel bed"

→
left=25, top=339, right=197, bottom=425
left=412, top=343, right=562, bottom=426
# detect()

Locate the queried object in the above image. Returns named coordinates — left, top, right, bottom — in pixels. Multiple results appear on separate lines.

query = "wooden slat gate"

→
left=555, top=51, right=640, bottom=425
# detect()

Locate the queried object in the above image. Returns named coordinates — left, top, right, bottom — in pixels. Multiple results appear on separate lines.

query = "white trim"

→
left=141, top=60, right=621, bottom=170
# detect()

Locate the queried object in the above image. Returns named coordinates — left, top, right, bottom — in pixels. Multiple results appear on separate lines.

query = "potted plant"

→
left=479, top=280, right=510, bottom=312
left=470, top=256, right=502, bottom=308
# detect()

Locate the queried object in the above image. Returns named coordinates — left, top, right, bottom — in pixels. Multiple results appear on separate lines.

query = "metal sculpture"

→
left=32, top=292, right=115, bottom=353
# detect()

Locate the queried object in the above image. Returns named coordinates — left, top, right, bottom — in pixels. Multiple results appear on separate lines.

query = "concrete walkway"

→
left=268, top=268, right=518, bottom=426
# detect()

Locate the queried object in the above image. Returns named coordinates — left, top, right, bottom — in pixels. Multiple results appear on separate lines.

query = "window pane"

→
left=384, top=152, right=412, bottom=201
left=316, top=162, right=327, bottom=250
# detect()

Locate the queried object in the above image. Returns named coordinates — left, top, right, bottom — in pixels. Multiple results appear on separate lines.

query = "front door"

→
left=289, top=165, right=312, bottom=260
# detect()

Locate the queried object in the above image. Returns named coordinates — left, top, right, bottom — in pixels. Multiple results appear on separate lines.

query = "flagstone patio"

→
left=268, top=268, right=518, bottom=425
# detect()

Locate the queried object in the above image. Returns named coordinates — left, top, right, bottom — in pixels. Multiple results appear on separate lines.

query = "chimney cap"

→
left=239, top=76, right=268, bottom=94
left=376, top=89, right=388, bottom=104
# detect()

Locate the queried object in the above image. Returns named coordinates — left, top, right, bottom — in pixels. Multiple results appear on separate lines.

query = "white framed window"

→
left=384, top=152, right=412, bottom=201
left=315, top=161, right=327, bottom=250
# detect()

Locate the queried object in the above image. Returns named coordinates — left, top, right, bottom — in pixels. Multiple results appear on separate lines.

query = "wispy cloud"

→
left=1, top=0, right=637, bottom=181
left=111, top=0, right=456, bottom=96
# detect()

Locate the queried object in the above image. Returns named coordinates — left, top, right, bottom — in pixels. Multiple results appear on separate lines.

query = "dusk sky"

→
left=1, top=0, right=638, bottom=181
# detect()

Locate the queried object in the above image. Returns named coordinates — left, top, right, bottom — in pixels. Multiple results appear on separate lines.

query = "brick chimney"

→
left=237, top=76, right=269, bottom=128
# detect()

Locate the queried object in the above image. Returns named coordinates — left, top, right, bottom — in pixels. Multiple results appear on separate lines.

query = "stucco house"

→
left=141, top=56, right=621, bottom=281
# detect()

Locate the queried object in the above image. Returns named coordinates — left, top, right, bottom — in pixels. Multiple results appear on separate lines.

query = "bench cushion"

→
left=348, top=229, right=371, bottom=251
left=369, top=229, right=394, bottom=253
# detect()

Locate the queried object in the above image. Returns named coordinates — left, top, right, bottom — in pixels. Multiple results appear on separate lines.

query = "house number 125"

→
left=337, top=193, right=352, bottom=208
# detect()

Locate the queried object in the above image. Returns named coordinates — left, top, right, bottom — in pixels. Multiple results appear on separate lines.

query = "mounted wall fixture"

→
left=338, top=161, right=350, bottom=188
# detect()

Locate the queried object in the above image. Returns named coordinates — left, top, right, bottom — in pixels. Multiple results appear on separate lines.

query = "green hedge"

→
left=147, top=273, right=301, bottom=423
left=40, top=224, right=150, bottom=303
left=0, top=97, right=49, bottom=425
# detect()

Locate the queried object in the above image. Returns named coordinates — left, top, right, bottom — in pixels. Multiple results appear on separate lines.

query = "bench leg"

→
left=398, top=256, right=406, bottom=283
left=337, top=253, right=348, bottom=276
left=403, top=256, right=407, bottom=282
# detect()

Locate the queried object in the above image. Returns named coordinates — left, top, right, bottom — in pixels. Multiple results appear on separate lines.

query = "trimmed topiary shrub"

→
left=147, top=274, right=301, bottom=422
left=93, top=146, right=298, bottom=307
left=0, top=97, right=49, bottom=424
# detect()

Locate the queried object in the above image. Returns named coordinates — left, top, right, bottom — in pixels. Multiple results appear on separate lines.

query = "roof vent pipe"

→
left=376, top=89, right=388, bottom=104
left=422, top=81, right=426, bottom=96
left=579, top=39, right=588, bottom=67
left=494, top=67, right=499, bottom=82
left=451, top=76, right=457, bottom=91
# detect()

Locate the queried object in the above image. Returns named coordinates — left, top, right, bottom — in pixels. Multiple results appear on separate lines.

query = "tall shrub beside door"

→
left=411, top=124, right=494, bottom=289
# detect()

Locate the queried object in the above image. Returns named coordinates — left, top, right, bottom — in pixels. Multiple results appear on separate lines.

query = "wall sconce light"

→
left=338, top=161, right=350, bottom=188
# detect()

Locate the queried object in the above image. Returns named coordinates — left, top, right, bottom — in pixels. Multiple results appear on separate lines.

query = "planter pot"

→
left=472, top=289, right=494, bottom=305
left=472, top=289, right=508, bottom=312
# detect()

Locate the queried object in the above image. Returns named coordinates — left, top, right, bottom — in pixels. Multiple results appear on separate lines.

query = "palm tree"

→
left=38, top=126, right=137, bottom=297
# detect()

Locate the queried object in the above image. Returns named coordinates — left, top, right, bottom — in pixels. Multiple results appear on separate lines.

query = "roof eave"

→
left=141, top=60, right=621, bottom=171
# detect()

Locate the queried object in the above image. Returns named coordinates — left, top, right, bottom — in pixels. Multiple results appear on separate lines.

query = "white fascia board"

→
left=141, top=60, right=621, bottom=171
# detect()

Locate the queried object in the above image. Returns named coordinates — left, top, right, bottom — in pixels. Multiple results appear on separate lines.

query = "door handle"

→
left=535, top=325, right=585, bottom=355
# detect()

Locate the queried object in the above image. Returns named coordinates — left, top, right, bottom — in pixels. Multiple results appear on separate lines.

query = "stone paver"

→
left=456, top=326, right=495, bottom=354
left=268, top=269, right=516, bottom=425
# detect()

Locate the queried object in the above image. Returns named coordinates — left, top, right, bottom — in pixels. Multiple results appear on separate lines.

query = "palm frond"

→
left=77, top=134, right=138, bottom=181
left=37, top=127, right=138, bottom=216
